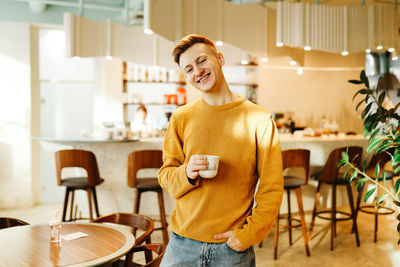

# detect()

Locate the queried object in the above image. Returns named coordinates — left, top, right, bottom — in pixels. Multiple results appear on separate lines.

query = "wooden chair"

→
left=0, top=217, right=29, bottom=229
left=129, top=244, right=166, bottom=267
left=127, top=150, right=168, bottom=244
left=55, top=149, right=104, bottom=222
left=309, top=146, right=362, bottom=250
left=269, top=149, right=311, bottom=259
left=355, top=148, right=396, bottom=242
left=93, top=213, right=154, bottom=246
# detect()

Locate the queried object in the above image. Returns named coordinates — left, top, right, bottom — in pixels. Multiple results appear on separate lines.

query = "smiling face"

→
left=179, top=43, right=225, bottom=94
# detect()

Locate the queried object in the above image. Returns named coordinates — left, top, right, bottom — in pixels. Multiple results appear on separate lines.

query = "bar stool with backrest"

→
left=355, top=147, right=396, bottom=242
left=269, top=149, right=311, bottom=259
left=309, top=146, right=362, bottom=250
left=55, top=149, right=104, bottom=222
left=127, top=150, right=168, bottom=244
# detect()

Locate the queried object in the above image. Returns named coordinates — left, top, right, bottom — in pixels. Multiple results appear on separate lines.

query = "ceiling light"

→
left=297, top=67, right=303, bottom=75
left=105, top=56, right=112, bottom=61
left=241, top=59, right=249, bottom=65
left=144, top=29, right=153, bottom=35
left=276, top=42, right=283, bottom=47
left=365, top=49, right=371, bottom=53
left=73, top=56, right=80, bottom=61
left=290, top=60, right=297, bottom=66
left=261, top=57, right=269, bottom=63
left=377, top=45, right=383, bottom=50
left=216, top=41, right=223, bottom=46
left=341, top=51, right=349, bottom=56
left=388, top=48, right=395, bottom=53
left=304, top=46, right=311, bottom=51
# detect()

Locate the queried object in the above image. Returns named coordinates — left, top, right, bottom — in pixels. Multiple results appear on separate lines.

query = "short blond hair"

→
left=172, top=34, right=217, bottom=65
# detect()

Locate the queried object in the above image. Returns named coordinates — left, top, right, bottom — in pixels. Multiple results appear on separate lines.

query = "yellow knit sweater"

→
left=158, top=95, right=284, bottom=248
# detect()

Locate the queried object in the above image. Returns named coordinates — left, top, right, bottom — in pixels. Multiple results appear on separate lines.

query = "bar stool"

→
left=355, top=148, right=395, bottom=242
left=55, top=149, right=104, bottom=222
left=127, top=150, right=169, bottom=244
left=268, top=149, right=311, bottom=259
left=309, top=146, right=362, bottom=250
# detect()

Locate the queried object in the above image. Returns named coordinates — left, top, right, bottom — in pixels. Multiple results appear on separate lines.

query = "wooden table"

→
left=0, top=223, right=135, bottom=267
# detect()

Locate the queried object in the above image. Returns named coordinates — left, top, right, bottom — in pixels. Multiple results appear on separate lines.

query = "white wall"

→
left=0, top=22, right=33, bottom=208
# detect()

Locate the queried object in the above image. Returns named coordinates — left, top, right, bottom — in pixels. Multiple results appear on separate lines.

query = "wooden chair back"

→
left=55, top=149, right=101, bottom=187
left=367, top=147, right=395, bottom=172
left=0, top=217, right=29, bottom=229
left=127, top=150, right=163, bottom=188
left=320, top=146, right=363, bottom=183
left=93, top=213, right=154, bottom=245
left=131, top=243, right=166, bottom=267
left=282, top=149, right=310, bottom=185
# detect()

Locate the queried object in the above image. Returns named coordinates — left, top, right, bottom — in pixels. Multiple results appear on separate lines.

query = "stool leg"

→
left=331, top=184, right=337, bottom=251
left=274, top=211, right=280, bottom=260
left=295, top=187, right=311, bottom=257
left=309, top=181, right=321, bottom=238
left=374, top=209, right=378, bottom=242
left=134, top=189, right=141, bottom=214
left=157, top=190, right=169, bottom=244
left=353, top=184, right=364, bottom=234
left=70, top=190, right=75, bottom=221
left=92, top=187, right=100, bottom=218
left=87, top=188, right=94, bottom=222
left=346, top=184, right=360, bottom=247
left=287, top=189, right=292, bottom=246
left=62, top=188, right=70, bottom=222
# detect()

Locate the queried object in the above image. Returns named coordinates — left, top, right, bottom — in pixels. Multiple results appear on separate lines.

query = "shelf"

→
left=123, top=79, right=186, bottom=85
left=228, top=82, right=258, bottom=87
left=123, top=103, right=181, bottom=106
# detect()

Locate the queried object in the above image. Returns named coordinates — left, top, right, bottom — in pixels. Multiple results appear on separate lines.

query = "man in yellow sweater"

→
left=158, top=34, right=284, bottom=266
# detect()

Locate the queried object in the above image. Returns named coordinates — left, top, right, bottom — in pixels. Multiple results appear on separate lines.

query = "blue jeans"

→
left=160, top=232, right=255, bottom=267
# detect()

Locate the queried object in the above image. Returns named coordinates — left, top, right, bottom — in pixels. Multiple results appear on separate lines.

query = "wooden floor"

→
left=1, top=203, right=400, bottom=267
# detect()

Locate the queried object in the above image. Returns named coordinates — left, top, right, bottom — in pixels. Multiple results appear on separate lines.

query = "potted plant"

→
left=341, top=70, right=400, bottom=243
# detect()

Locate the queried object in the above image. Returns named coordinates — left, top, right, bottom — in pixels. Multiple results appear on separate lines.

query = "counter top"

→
left=31, top=136, right=139, bottom=143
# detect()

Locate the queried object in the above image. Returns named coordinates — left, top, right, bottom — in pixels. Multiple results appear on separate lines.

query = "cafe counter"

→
left=34, top=134, right=368, bottom=217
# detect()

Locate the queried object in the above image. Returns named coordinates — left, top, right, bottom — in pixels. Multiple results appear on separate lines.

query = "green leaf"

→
left=357, top=183, right=364, bottom=192
left=395, top=165, right=400, bottom=175
left=364, top=187, right=376, bottom=202
left=376, top=193, right=388, bottom=205
left=362, top=158, right=367, bottom=172
left=394, top=200, right=400, bottom=207
left=366, top=137, right=383, bottom=153
left=356, top=99, right=365, bottom=111
left=363, top=127, right=370, bottom=137
left=356, top=177, right=369, bottom=184
left=398, top=239, right=400, bottom=245
left=360, top=70, right=366, bottom=82
left=382, top=171, right=386, bottom=185
left=361, top=103, right=373, bottom=119
left=365, top=76, right=370, bottom=88
left=378, top=91, right=386, bottom=106
left=397, top=213, right=400, bottom=220
left=395, top=179, right=400, bottom=193
left=341, top=151, right=349, bottom=162
left=350, top=170, right=358, bottom=184
left=375, top=162, right=380, bottom=179
left=349, top=79, right=363, bottom=84
left=397, top=222, right=400, bottom=232
left=343, top=167, right=351, bottom=180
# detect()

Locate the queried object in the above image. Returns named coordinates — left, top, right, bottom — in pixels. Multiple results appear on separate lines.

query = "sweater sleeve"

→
left=158, top=114, right=199, bottom=199
left=234, top=117, right=284, bottom=248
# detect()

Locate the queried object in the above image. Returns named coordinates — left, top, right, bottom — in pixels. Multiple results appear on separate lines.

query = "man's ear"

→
left=217, top=52, right=225, bottom=66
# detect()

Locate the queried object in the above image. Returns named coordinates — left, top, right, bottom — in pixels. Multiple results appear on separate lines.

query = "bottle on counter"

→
left=49, top=210, right=62, bottom=243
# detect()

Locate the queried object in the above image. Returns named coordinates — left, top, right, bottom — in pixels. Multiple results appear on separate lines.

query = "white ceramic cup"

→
left=199, top=155, right=220, bottom=178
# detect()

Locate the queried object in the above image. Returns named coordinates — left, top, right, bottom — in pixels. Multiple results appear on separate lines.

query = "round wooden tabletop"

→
left=0, top=223, right=135, bottom=267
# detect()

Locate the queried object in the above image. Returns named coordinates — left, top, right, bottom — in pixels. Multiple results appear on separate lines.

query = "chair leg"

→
left=70, top=190, right=75, bottom=221
left=92, top=187, right=100, bottom=218
left=87, top=188, right=94, bottom=222
left=374, top=209, right=378, bottom=242
left=346, top=184, right=360, bottom=247
left=331, top=184, right=337, bottom=251
left=274, top=211, right=280, bottom=260
left=62, top=188, right=70, bottom=222
left=295, top=187, right=311, bottom=257
left=353, top=184, right=364, bottom=234
left=309, top=182, right=321, bottom=238
left=157, top=190, right=169, bottom=244
left=134, top=189, right=141, bottom=214
left=287, top=189, right=292, bottom=246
